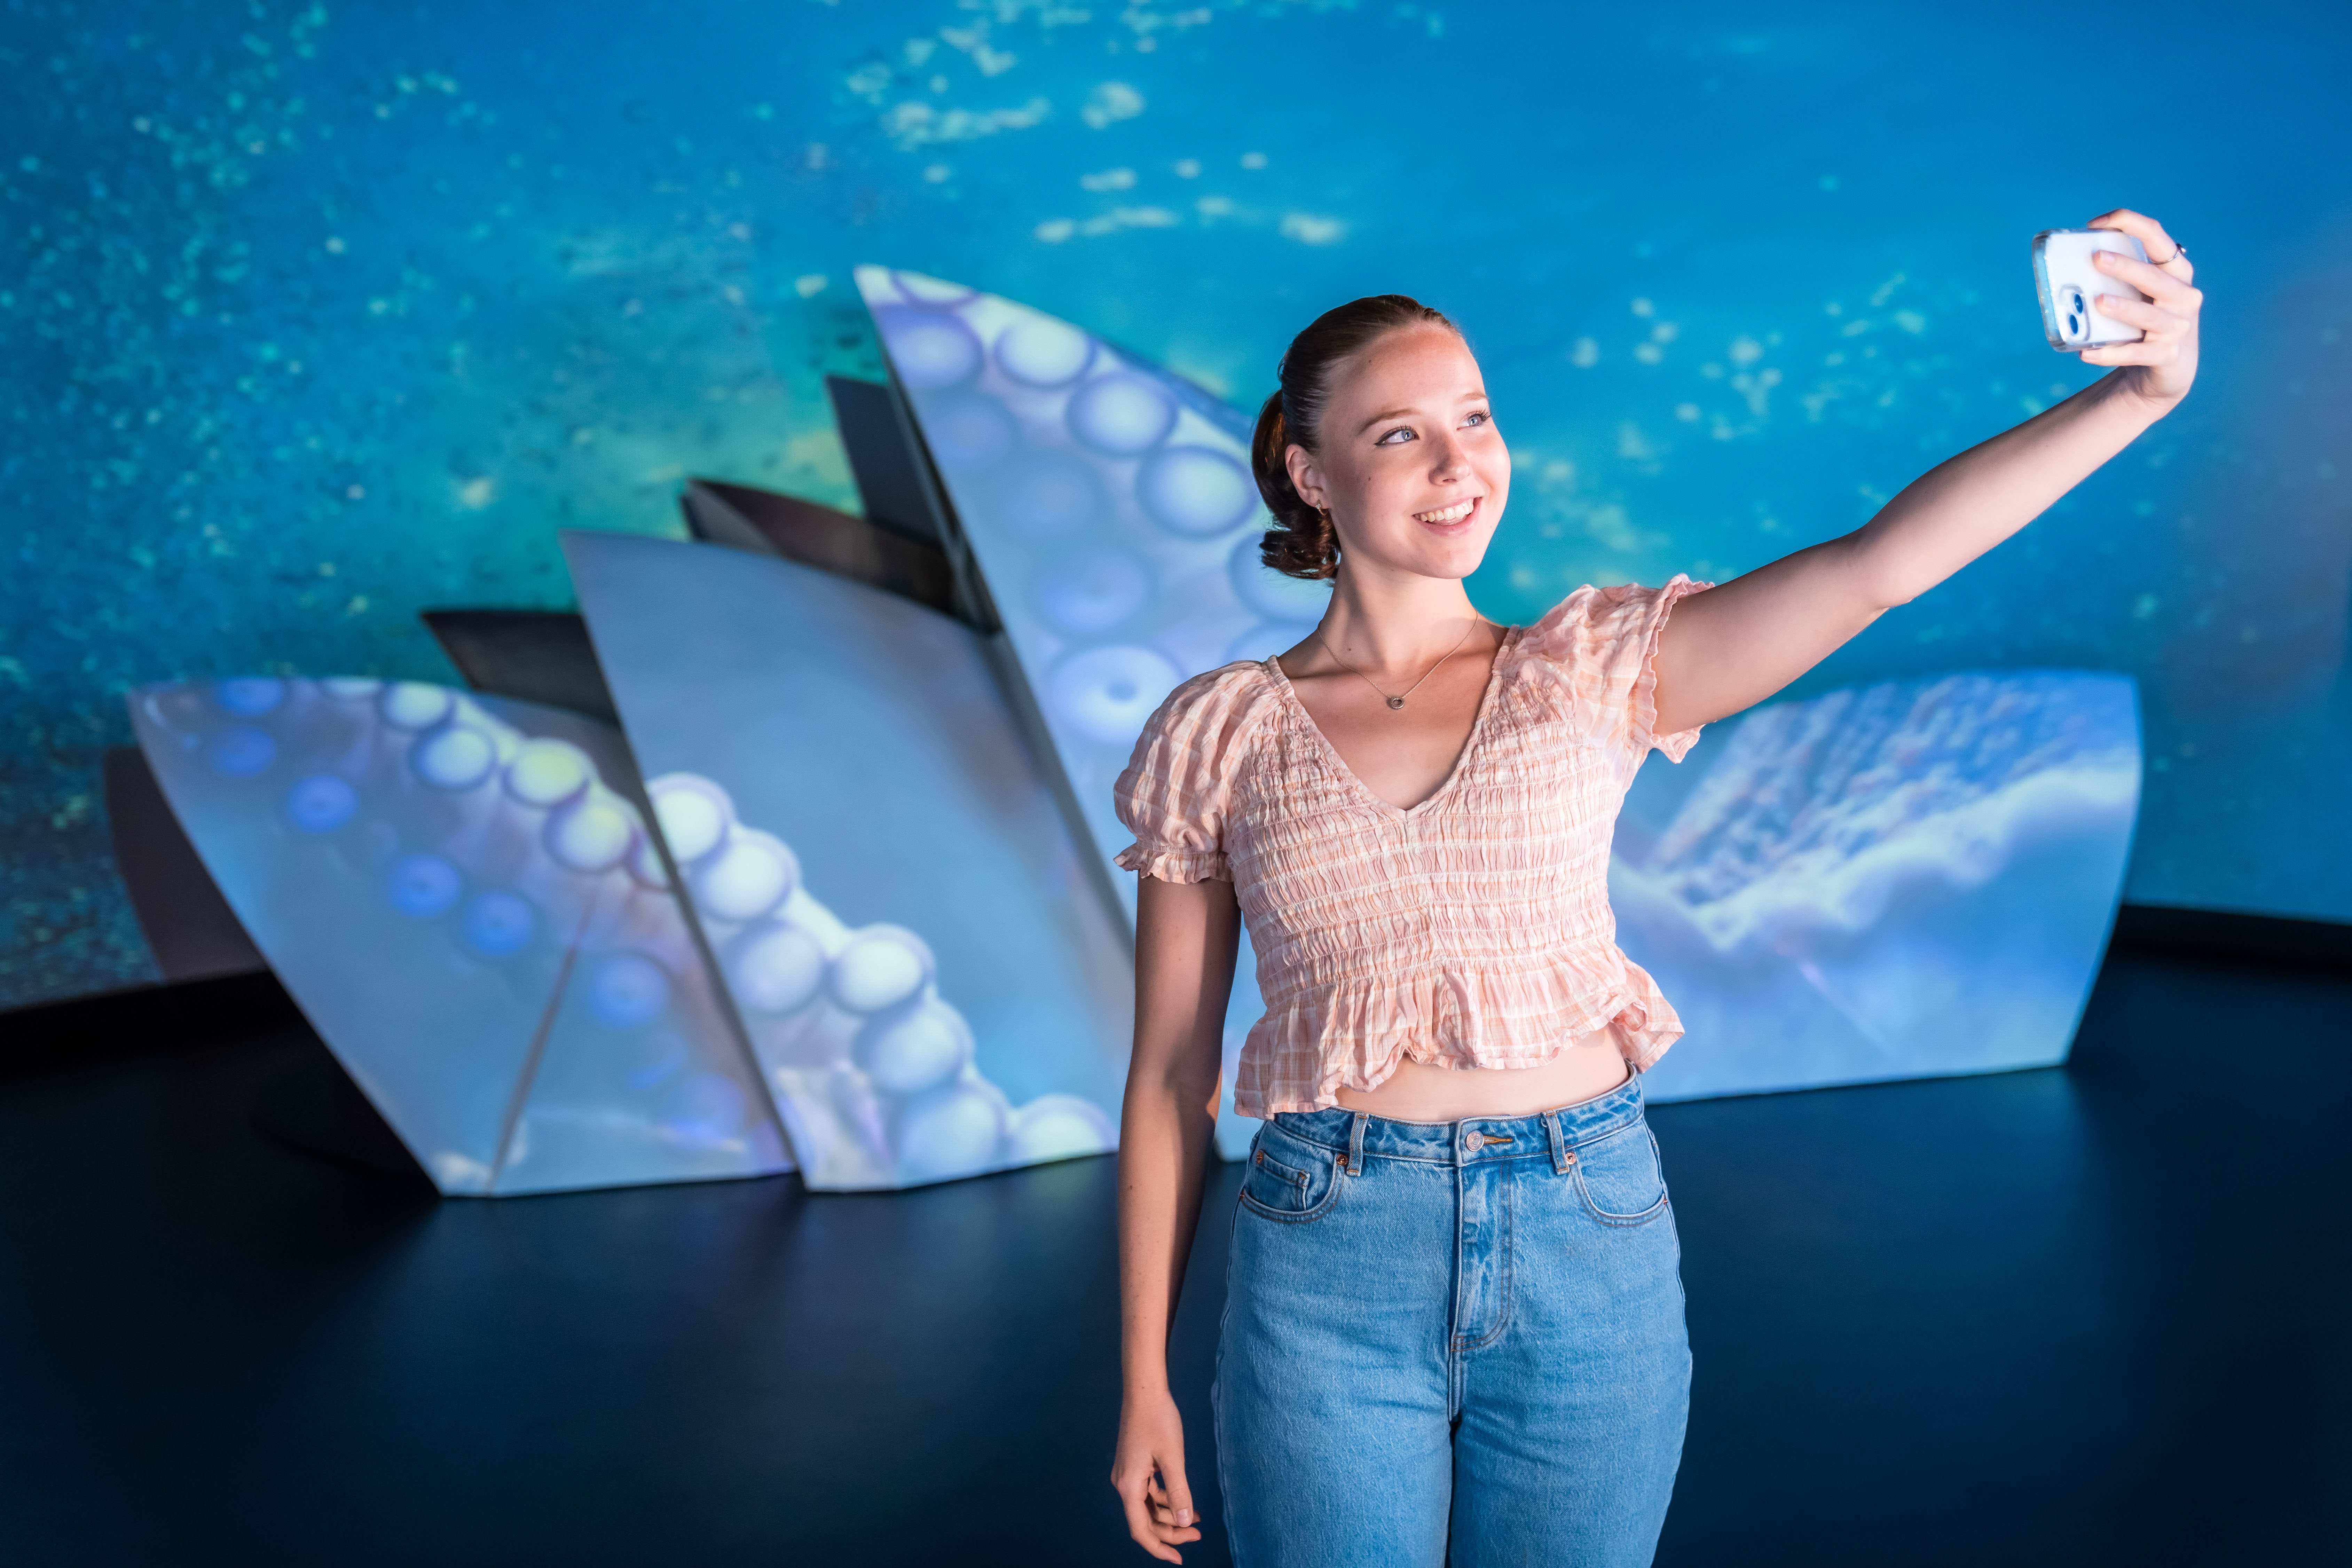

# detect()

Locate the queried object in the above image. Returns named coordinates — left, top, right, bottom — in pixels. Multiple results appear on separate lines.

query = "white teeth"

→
left=1415, top=499, right=1475, bottom=524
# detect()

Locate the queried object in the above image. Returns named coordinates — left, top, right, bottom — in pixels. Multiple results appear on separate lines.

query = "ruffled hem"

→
left=1232, top=952, right=1686, bottom=1117
left=1112, top=840, right=1231, bottom=884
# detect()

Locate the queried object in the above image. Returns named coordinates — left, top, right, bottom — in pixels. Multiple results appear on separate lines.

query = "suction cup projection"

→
left=128, top=679, right=792, bottom=1195
left=1616, top=671, right=2142, bottom=1101
left=564, top=531, right=1131, bottom=1190
left=855, top=268, right=1328, bottom=883
left=856, top=267, right=1304, bottom=1157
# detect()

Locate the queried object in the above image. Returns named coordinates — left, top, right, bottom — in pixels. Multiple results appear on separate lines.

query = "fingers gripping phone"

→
left=2034, top=229, right=2151, bottom=351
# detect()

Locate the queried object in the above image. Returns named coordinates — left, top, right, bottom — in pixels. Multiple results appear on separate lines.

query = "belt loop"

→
left=1545, top=1110, right=1568, bottom=1175
left=1344, top=1111, right=1369, bottom=1177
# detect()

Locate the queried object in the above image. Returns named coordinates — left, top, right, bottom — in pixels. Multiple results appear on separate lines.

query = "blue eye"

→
left=1376, top=426, right=1415, bottom=446
left=1464, top=409, right=1490, bottom=428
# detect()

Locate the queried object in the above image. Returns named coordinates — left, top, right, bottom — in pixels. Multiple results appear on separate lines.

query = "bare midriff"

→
left=1331, top=1023, right=1634, bottom=1122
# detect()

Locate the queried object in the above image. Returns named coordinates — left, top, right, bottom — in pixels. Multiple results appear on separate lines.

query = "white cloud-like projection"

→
left=1080, top=80, right=1144, bottom=128
left=883, top=95, right=1051, bottom=151
left=1278, top=212, right=1345, bottom=245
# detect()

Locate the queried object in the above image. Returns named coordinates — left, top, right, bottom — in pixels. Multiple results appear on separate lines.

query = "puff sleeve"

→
left=1520, top=575, right=1715, bottom=767
left=1110, top=665, right=1261, bottom=885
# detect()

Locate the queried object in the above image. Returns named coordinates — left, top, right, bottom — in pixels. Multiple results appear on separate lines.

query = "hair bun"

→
left=1252, top=392, right=1337, bottom=580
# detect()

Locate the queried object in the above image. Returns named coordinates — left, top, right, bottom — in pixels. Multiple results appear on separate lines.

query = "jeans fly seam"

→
left=1455, top=1168, right=1517, bottom=1355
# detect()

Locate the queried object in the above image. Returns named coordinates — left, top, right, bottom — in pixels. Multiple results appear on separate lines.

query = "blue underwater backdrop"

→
left=4, top=0, right=2351, bottom=1009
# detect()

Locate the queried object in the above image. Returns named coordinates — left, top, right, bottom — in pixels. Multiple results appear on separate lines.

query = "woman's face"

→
left=1285, top=323, right=1509, bottom=585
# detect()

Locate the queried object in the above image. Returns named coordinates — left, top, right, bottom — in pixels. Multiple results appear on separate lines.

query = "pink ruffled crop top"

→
left=1112, top=577, right=1713, bottom=1117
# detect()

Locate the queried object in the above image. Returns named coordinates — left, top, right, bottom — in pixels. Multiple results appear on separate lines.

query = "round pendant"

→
left=1386, top=696, right=1405, bottom=710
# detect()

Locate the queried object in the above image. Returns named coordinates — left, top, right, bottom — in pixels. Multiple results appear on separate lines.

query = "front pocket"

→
left=1571, top=1123, right=1670, bottom=1226
left=1237, top=1128, right=1344, bottom=1222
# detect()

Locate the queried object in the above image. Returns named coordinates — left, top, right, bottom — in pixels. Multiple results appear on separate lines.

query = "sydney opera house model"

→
left=116, top=271, right=2142, bottom=1196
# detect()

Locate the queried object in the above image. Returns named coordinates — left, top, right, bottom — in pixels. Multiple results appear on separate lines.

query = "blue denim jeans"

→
left=1214, top=1073, right=1691, bottom=1565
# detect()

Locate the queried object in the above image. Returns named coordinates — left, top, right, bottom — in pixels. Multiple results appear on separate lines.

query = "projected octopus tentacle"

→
left=648, top=772, right=1114, bottom=1187
left=131, top=676, right=793, bottom=1195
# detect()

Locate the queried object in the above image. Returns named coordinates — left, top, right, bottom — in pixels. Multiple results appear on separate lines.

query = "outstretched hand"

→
left=2081, top=208, right=2201, bottom=404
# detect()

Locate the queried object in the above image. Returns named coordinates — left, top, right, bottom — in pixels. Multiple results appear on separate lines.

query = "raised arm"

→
left=1111, top=872, right=1239, bottom=1562
left=1652, top=208, right=2203, bottom=735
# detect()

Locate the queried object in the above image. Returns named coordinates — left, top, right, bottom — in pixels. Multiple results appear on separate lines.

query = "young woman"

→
left=1110, top=210, right=2200, bottom=1565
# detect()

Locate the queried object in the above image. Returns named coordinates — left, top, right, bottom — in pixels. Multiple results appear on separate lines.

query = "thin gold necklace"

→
left=1314, top=617, right=1486, bottom=711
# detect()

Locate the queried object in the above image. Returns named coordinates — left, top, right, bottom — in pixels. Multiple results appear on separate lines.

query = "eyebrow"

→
left=1355, top=391, right=1489, bottom=436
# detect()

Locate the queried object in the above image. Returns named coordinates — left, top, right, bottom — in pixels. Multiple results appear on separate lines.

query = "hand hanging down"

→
left=1651, top=207, right=2203, bottom=737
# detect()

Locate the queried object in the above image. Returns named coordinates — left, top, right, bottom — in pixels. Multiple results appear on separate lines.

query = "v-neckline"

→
left=1265, top=624, right=1523, bottom=820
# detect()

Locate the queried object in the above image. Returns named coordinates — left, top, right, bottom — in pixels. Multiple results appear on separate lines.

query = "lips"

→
left=1413, top=497, right=1479, bottom=525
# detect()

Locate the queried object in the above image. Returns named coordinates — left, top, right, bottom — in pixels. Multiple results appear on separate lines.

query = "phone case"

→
left=2033, top=229, right=2151, bottom=351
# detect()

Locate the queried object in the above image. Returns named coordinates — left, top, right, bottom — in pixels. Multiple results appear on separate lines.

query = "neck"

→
left=1313, top=561, right=1488, bottom=677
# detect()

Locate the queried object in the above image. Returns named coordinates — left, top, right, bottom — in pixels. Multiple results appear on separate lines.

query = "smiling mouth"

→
left=1413, top=497, right=1479, bottom=525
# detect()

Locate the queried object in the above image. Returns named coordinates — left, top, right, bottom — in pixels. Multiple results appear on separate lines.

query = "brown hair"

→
left=1252, top=294, right=1459, bottom=580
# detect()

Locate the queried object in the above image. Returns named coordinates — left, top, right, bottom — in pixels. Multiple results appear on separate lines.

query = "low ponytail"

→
left=1249, top=293, right=1459, bottom=581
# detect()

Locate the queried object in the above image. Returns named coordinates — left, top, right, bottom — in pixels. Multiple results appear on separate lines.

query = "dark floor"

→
left=1, top=951, right=2346, bottom=1567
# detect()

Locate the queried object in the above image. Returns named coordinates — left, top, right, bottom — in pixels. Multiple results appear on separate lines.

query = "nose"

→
left=1426, top=429, right=1472, bottom=483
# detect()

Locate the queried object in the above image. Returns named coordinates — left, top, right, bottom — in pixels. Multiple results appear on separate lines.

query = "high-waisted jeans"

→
left=1214, top=1073, right=1691, bottom=1566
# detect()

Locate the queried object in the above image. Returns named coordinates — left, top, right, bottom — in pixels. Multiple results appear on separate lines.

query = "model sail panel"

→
left=1622, top=671, right=2142, bottom=1101
left=856, top=266, right=1304, bottom=1157
left=486, top=783, right=793, bottom=1196
left=564, top=531, right=1131, bottom=1189
left=855, top=267, right=1332, bottom=906
left=128, top=678, right=792, bottom=1195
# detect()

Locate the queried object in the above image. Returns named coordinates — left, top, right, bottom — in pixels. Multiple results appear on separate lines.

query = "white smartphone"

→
left=2033, top=229, right=2150, bottom=351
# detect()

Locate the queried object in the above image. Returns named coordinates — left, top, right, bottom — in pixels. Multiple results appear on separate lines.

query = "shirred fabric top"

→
left=1112, top=577, right=1713, bottom=1117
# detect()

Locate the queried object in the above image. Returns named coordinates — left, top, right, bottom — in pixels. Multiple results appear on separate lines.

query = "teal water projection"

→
left=5, top=0, right=2350, bottom=1009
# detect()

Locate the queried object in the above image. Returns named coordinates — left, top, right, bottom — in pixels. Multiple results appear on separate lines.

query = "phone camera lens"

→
left=2058, top=284, right=2089, bottom=345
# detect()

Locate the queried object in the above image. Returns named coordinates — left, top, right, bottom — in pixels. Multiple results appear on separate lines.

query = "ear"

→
left=1284, top=443, right=1328, bottom=513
